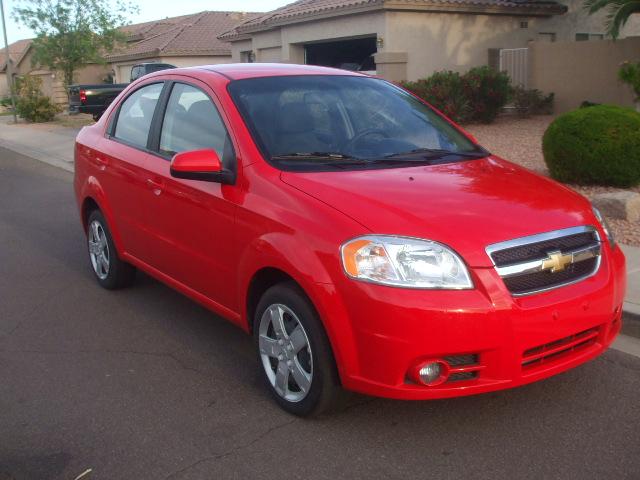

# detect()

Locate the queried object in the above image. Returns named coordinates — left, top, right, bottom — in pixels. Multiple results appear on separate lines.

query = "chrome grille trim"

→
left=486, top=226, right=602, bottom=297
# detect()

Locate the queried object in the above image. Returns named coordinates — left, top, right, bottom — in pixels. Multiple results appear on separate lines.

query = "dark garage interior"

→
left=305, top=37, right=377, bottom=72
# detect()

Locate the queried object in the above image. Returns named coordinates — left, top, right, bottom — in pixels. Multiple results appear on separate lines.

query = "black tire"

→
left=254, top=282, right=349, bottom=417
left=86, top=209, right=136, bottom=289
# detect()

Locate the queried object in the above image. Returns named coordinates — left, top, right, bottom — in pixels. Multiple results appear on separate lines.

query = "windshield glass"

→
left=227, top=75, right=485, bottom=171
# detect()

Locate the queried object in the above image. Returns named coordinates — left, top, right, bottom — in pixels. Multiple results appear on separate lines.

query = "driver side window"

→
left=159, top=83, right=233, bottom=164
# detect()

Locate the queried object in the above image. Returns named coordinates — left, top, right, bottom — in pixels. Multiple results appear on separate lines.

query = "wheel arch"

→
left=77, top=178, right=126, bottom=255
left=81, top=197, right=101, bottom=232
left=246, top=267, right=297, bottom=334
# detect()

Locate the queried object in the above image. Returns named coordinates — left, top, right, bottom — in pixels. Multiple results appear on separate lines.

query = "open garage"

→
left=304, top=36, right=377, bottom=73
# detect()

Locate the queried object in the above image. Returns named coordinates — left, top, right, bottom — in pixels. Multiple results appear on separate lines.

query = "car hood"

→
left=280, top=156, right=594, bottom=267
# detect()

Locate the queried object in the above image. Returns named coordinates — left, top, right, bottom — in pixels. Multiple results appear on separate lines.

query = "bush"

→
left=15, top=75, right=60, bottom=122
left=462, top=66, right=512, bottom=123
left=543, top=105, right=640, bottom=187
left=513, top=87, right=554, bottom=117
left=618, top=61, right=640, bottom=102
left=401, top=66, right=512, bottom=124
left=401, top=71, right=472, bottom=124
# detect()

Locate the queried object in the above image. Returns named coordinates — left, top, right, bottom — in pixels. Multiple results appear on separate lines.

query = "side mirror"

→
left=170, top=149, right=234, bottom=184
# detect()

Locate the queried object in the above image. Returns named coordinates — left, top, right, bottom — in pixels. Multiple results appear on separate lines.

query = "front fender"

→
left=237, top=232, right=361, bottom=382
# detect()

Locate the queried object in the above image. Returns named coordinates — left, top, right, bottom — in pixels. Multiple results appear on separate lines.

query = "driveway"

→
left=1, top=147, right=640, bottom=480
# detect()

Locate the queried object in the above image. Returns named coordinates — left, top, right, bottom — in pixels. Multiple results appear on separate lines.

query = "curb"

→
left=622, top=310, right=640, bottom=339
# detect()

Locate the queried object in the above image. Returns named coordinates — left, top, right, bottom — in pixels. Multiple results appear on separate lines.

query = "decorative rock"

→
left=591, top=191, right=640, bottom=222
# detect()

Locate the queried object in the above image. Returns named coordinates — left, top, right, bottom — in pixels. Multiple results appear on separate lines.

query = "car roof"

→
left=169, top=63, right=366, bottom=81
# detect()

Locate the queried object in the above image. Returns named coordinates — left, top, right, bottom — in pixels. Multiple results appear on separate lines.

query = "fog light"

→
left=419, top=363, right=442, bottom=383
left=411, top=360, right=449, bottom=386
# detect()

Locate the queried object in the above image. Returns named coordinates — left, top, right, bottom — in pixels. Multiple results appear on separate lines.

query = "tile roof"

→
left=219, top=0, right=566, bottom=39
left=0, top=39, right=33, bottom=72
left=106, top=11, right=258, bottom=62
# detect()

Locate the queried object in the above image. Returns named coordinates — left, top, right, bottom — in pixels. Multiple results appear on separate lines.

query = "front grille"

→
left=486, top=227, right=601, bottom=296
left=490, top=232, right=597, bottom=267
left=522, top=327, right=600, bottom=370
left=504, top=257, right=598, bottom=295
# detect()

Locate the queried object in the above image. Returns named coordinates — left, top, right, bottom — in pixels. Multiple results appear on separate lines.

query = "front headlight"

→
left=340, top=235, right=473, bottom=289
left=592, top=206, right=615, bottom=248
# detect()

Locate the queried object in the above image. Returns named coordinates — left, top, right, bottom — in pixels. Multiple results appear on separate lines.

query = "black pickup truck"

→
left=69, top=63, right=176, bottom=120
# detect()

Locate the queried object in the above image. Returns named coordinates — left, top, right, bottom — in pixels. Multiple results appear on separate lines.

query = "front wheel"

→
left=254, top=282, right=348, bottom=416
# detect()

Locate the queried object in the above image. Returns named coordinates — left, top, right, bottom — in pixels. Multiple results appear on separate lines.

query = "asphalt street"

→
left=1, top=147, right=639, bottom=480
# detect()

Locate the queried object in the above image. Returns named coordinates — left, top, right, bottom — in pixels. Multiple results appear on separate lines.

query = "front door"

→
left=141, top=81, right=240, bottom=312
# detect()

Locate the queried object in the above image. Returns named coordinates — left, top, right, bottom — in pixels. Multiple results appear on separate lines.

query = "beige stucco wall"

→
left=112, top=55, right=233, bottom=83
left=0, top=72, right=9, bottom=97
left=529, top=37, right=640, bottom=113
left=159, top=55, right=233, bottom=68
left=385, top=11, right=553, bottom=81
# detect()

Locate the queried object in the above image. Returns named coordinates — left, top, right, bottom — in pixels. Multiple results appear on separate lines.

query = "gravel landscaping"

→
left=468, top=115, right=640, bottom=246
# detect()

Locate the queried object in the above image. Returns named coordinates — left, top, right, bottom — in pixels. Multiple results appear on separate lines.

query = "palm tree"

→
left=584, top=0, right=640, bottom=38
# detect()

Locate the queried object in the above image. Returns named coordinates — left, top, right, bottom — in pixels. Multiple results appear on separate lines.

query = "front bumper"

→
left=320, top=244, right=626, bottom=400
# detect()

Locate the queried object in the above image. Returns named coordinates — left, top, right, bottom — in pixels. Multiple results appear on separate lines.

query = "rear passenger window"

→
left=114, top=83, right=163, bottom=148
left=159, top=83, right=232, bottom=162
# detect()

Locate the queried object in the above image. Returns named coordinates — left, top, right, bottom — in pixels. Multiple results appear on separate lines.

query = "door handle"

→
left=91, top=156, right=108, bottom=171
left=146, top=178, right=164, bottom=196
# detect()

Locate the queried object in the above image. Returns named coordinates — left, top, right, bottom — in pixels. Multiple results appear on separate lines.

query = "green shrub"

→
left=618, top=60, right=640, bottom=102
left=462, top=66, right=512, bottom=123
left=513, top=87, right=554, bottom=117
left=543, top=105, right=640, bottom=187
left=401, top=71, right=472, bottom=123
left=15, top=75, right=60, bottom=122
left=402, top=67, right=512, bottom=124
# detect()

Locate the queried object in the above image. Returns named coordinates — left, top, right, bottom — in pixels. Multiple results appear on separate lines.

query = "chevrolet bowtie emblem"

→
left=541, top=251, right=573, bottom=273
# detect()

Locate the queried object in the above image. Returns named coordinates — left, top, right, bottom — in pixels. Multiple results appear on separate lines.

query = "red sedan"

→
left=74, top=64, right=626, bottom=416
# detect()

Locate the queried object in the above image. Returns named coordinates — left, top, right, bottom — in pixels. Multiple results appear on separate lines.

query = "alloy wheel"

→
left=88, top=220, right=110, bottom=280
left=258, top=303, right=313, bottom=402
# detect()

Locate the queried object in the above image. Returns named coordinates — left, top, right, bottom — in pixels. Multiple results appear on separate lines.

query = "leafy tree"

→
left=13, top=0, right=137, bottom=88
left=584, top=0, right=640, bottom=39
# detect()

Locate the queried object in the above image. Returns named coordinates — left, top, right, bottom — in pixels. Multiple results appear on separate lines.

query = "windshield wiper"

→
left=384, top=148, right=488, bottom=160
left=271, top=152, right=372, bottom=168
left=272, top=152, right=357, bottom=161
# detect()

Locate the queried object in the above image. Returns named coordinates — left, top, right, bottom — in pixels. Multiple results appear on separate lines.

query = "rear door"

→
left=97, top=81, right=166, bottom=262
left=140, top=79, right=240, bottom=311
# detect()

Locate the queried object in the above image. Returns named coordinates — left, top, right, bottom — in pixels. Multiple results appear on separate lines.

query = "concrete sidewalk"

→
left=0, top=115, right=78, bottom=173
left=0, top=115, right=638, bottom=319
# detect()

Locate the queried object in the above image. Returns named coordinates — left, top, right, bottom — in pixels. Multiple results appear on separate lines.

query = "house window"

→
left=241, top=50, right=255, bottom=63
left=576, top=33, right=605, bottom=41
left=538, top=32, right=556, bottom=43
left=520, top=21, right=529, bottom=29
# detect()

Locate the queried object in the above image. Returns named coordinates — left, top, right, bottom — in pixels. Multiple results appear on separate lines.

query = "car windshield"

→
left=227, top=75, right=487, bottom=171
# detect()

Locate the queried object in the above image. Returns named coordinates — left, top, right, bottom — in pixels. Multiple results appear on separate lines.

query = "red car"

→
left=74, top=64, right=626, bottom=416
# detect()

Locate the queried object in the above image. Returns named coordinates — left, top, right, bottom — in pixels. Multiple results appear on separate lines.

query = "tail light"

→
left=79, top=89, right=87, bottom=104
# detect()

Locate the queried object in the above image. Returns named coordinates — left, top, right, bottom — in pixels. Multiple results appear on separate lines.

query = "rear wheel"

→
left=254, top=282, right=348, bottom=416
left=86, top=210, right=135, bottom=289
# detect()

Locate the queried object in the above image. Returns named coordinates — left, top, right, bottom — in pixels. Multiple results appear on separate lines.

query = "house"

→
left=0, top=39, right=110, bottom=103
left=0, top=39, right=32, bottom=98
left=219, top=0, right=640, bottom=83
left=105, top=11, right=258, bottom=83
